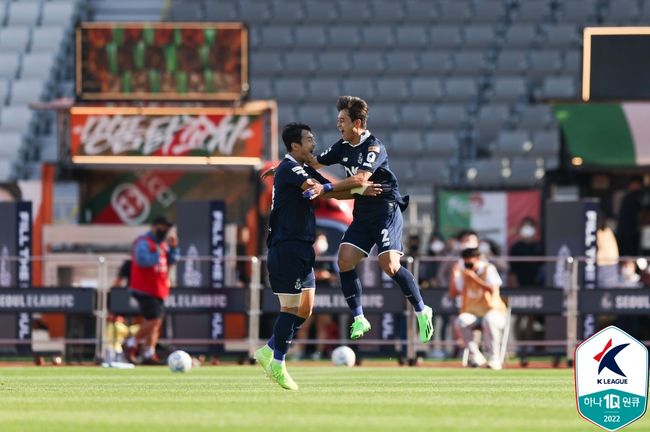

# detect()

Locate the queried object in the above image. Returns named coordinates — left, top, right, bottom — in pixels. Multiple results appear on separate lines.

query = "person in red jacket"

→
left=127, top=216, right=179, bottom=364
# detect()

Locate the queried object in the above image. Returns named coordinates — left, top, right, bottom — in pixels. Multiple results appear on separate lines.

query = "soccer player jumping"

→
left=255, top=122, right=381, bottom=390
left=308, top=96, right=435, bottom=343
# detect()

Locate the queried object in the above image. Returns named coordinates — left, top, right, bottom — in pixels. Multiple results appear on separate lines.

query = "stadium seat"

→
left=494, top=50, right=528, bottom=74
left=414, top=158, right=451, bottom=184
left=369, top=104, right=399, bottom=128
left=304, top=1, right=339, bottom=23
left=418, top=51, right=453, bottom=75
left=30, top=27, right=66, bottom=53
left=434, top=105, right=469, bottom=128
left=375, top=78, right=409, bottom=102
left=400, top=104, right=433, bottom=128
left=277, top=104, right=295, bottom=127
left=10, top=79, right=46, bottom=104
left=0, top=54, right=20, bottom=79
left=489, top=77, right=528, bottom=103
left=248, top=77, right=273, bottom=99
left=260, top=27, right=294, bottom=49
left=491, top=131, right=533, bottom=157
left=556, top=0, right=598, bottom=24
left=341, top=77, right=375, bottom=100
left=350, top=52, right=385, bottom=75
left=503, top=24, right=541, bottom=49
left=423, top=131, right=458, bottom=158
left=250, top=52, right=284, bottom=77
left=307, top=79, right=341, bottom=102
left=471, top=1, right=507, bottom=23
left=384, top=52, right=419, bottom=75
left=293, top=27, right=327, bottom=49
left=528, top=50, right=563, bottom=80
left=0, top=27, right=31, bottom=53
left=297, top=104, right=330, bottom=129
left=410, top=77, right=444, bottom=101
left=327, top=26, right=361, bottom=48
left=437, top=0, right=472, bottom=23
left=463, top=159, right=506, bottom=185
left=395, top=26, right=429, bottom=48
left=462, top=25, right=497, bottom=49
left=0, top=105, right=33, bottom=133
left=430, top=25, right=463, bottom=48
left=317, top=52, right=351, bottom=75
left=388, top=131, right=423, bottom=157
left=239, top=2, right=271, bottom=24
left=21, top=54, right=56, bottom=80
left=541, top=24, right=580, bottom=49
left=443, top=78, right=479, bottom=102
left=371, top=1, right=404, bottom=23
left=283, top=52, right=318, bottom=76
left=515, top=1, right=553, bottom=23
left=452, top=51, right=487, bottom=75
left=275, top=78, right=307, bottom=102
left=361, top=26, right=395, bottom=49
left=270, top=1, right=304, bottom=24
left=508, top=158, right=546, bottom=184
left=539, top=76, right=577, bottom=99
left=0, top=132, right=24, bottom=158
left=402, top=0, right=438, bottom=23
left=563, top=51, right=582, bottom=74
left=204, top=1, right=239, bottom=21
left=8, top=2, right=41, bottom=27
left=531, top=131, right=560, bottom=156
left=474, top=104, right=511, bottom=145
left=41, top=2, right=77, bottom=26
left=603, top=0, right=640, bottom=24
left=389, top=158, right=415, bottom=180
left=515, top=104, right=555, bottom=130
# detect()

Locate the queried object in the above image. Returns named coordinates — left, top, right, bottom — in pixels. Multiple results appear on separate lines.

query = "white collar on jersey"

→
left=284, top=154, right=304, bottom=166
left=343, top=130, right=371, bottom=148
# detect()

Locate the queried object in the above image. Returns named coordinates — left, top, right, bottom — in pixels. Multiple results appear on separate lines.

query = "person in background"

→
left=596, top=212, right=620, bottom=288
left=126, top=216, right=179, bottom=365
left=419, top=233, right=445, bottom=289
left=450, top=247, right=507, bottom=370
left=508, top=217, right=544, bottom=366
left=112, top=259, right=132, bottom=288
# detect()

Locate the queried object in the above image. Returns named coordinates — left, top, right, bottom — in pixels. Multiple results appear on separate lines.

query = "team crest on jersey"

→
left=575, top=325, right=648, bottom=431
left=294, top=278, right=302, bottom=291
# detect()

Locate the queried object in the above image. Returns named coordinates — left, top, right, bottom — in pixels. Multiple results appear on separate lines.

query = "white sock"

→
left=415, top=310, right=424, bottom=317
left=144, top=346, right=155, bottom=359
left=354, top=314, right=365, bottom=320
left=126, top=337, right=136, bottom=348
left=272, top=358, right=284, bottom=365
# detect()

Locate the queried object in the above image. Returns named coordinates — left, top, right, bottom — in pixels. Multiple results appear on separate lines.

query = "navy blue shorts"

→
left=341, top=203, right=404, bottom=256
left=267, top=240, right=316, bottom=295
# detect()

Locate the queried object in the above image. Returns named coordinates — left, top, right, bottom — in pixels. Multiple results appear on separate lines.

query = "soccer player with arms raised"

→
left=308, top=96, right=434, bottom=343
left=255, top=122, right=380, bottom=390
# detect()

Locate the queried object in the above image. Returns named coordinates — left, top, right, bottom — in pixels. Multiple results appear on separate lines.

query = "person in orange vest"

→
left=126, top=216, right=179, bottom=365
left=449, top=247, right=507, bottom=370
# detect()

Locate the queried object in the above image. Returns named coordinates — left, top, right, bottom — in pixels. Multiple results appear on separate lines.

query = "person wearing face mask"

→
left=450, top=247, right=507, bottom=369
left=508, top=217, right=543, bottom=366
left=127, top=216, right=179, bottom=365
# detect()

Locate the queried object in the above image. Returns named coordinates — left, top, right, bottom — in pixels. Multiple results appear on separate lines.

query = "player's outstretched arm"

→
left=260, top=166, right=276, bottom=179
left=323, top=182, right=382, bottom=200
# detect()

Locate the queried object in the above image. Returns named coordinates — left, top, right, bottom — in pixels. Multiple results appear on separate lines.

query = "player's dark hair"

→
left=461, top=247, right=480, bottom=259
left=337, top=96, right=368, bottom=128
left=281, top=122, right=311, bottom=152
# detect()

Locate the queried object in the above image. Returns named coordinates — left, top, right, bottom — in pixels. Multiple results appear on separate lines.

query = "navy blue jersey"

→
left=267, top=156, right=330, bottom=246
left=317, top=132, right=403, bottom=218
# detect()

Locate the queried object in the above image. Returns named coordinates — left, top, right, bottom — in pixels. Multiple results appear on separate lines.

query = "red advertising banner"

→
left=76, top=22, right=248, bottom=101
left=69, top=104, right=277, bottom=164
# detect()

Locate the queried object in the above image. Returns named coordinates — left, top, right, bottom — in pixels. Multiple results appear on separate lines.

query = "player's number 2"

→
left=381, top=229, right=390, bottom=247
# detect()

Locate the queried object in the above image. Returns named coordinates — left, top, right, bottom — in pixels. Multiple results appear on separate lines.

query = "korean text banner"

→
left=76, top=22, right=247, bottom=101
left=69, top=106, right=266, bottom=161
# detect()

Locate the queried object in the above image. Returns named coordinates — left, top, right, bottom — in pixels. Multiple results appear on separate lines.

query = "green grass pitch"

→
left=0, top=366, right=647, bottom=431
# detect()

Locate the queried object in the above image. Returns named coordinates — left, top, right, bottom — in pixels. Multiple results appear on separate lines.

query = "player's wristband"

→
left=323, top=183, right=333, bottom=192
left=350, top=184, right=368, bottom=196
